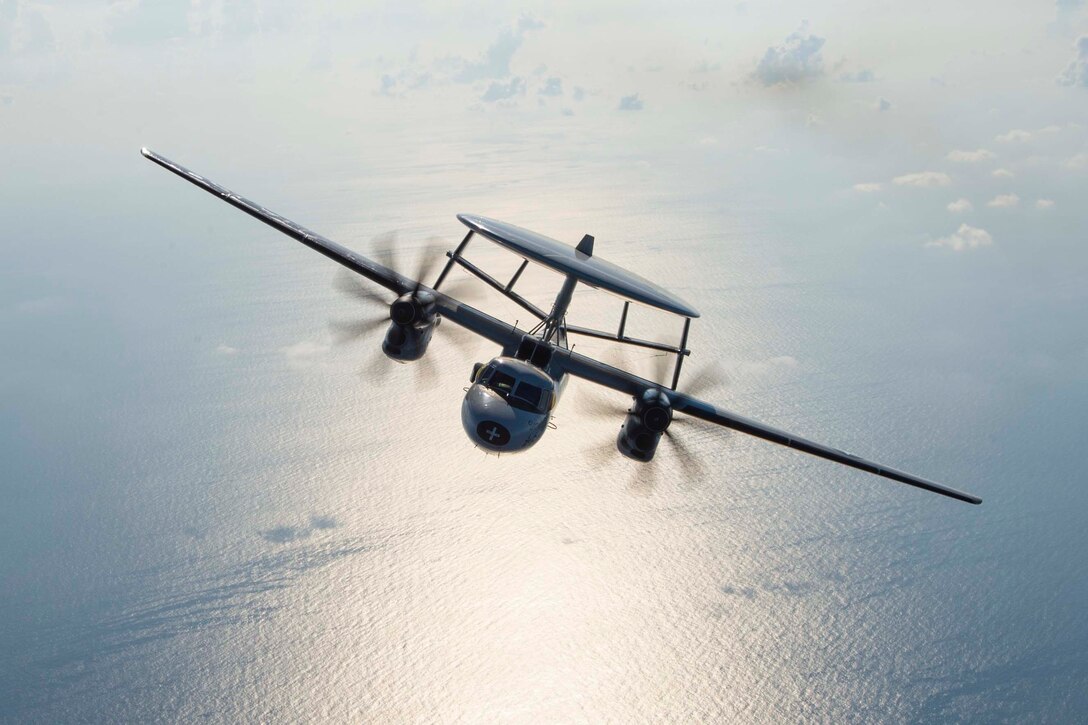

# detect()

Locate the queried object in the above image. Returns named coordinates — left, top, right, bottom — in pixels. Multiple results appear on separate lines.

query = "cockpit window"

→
left=489, top=370, right=516, bottom=394
left=478, top=364, right=550, bottom=413
left=512, top=382, right=543, bottom=411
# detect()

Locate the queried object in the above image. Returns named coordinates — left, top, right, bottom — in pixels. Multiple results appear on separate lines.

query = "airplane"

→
left=140, top=147, right=982, bottom=505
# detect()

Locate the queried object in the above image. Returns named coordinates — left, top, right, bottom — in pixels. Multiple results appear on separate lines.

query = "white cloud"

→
left=480, top=77, right=525, bottom=102
left=996, top=129, right=1033, bottom=143
left=853, top=182, right=882, bottom=193
left=1064, top=152, right=1088, bottom=169
left=893, top=171, right=952, bottom=187
left=1057, top=36, right=1088, bottom=87
left=1036, top=199, right=1056, bottom=209
left=927, top=224, right=994, bottom=251
left=618, top=93, right=644, bottom=111
left=992, top=168, right=1015, bottom=178
left=754, top=26, right=826, bottom=86
left=215, top=344, right=239, bottom=356
left=947, top=198, right=973, bottom=213
left=987, top=193, right=1020, bottom=208
left=946, top=148, right=995, bottom=162
left=455, top=17, right=543, bottom=83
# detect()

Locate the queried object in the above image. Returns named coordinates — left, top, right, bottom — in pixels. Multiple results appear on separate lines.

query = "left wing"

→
left=562, top=346, right=982, bottom=505
left=140, top=147, right=523, bottom=352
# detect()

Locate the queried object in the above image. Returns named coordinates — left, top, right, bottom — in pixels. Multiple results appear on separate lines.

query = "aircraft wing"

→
left=140, top=148, right=524, bottom=352
left=562, top=350, right=982, bottom=504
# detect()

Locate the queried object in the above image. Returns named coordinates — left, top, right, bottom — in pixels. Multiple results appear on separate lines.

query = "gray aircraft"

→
left=141, top=148, right=982, bottom=505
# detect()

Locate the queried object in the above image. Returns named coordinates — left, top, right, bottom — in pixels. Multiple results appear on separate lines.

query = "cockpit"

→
left=476, top=361, right=552, bottom=413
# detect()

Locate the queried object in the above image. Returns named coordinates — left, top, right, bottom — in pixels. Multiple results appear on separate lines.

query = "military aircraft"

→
left=141, top=148, right=982, bottom=505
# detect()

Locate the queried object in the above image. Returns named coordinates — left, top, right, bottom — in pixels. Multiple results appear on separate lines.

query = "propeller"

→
left=329, top=233, right=481, bottom=376
left=578, top=348, right=727, bottom=486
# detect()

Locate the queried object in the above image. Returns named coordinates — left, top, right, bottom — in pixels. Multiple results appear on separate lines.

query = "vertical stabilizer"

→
left=576, top=234, right=594, bottom=256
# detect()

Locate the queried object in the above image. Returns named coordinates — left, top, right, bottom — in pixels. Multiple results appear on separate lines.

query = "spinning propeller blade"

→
left=332, top=233, right=479, bottom=380
left=578, top=353, right=726, bottom=485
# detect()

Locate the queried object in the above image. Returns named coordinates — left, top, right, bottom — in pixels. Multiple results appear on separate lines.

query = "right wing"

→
left=141, top=147, right=524, bottom=352
left=562, top=349, right=982, bottom=505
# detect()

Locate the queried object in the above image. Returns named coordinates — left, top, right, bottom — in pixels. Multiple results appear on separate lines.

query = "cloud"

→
left=377, top=74, right=397, bottom=97
left=215, top=344, right=239, bottom=356
left=1064, top=152, right=1088, bottom=169
left=893, top=171, right=952, bottom=187
left=996, top=129, right=1033, bottom=143
left=946, top=148, right=996, bottom=162
left=992, top=168, right=1015, bottom=178
left=538, top=76, right=562, bottom=96
left=481, top=77, right=525, bottom=102
left=517, top=14, right=545, bottom=31
left=839, top=69, right=877, bottom=83
left=753, top=145, right=787, bottom=156
left=947, top=198, right=973, bottom=213
left=987, top=193, right=1020, bottom=208
left=853, top=182, right=883, bottom=192
left=928, top=224, right=994, bottom=251
left=1036, top=198, right=1056, bottom=209
left=876, top=96, right=892, bottom=112
left=1057, top=36, right=1088, bottom=87
left=753, top=26, right=826, bottom=86
left=454, top=16, right=543, bottom=84
left=618, top=93, right=644, bottom=111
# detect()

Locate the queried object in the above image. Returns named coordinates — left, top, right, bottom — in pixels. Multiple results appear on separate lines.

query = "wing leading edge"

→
left=140, top=148, right=524, bottom=352
left=562, top=344, right=982, bottom=505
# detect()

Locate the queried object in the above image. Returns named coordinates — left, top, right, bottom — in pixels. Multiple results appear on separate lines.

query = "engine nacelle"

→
left=382, top=289, right=437, bottom=362
left=616, top=388, right=673, bottom=462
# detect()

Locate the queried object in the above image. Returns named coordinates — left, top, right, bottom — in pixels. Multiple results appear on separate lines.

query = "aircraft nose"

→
left=475, top=420, right=511, bottom=446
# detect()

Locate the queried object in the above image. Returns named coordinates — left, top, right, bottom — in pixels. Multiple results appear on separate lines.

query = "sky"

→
left=1, top=1, right=1087, bottom=722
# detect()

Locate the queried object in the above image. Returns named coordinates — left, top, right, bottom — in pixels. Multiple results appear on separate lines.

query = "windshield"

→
left=479, top=365, right=549, bottom=412
left=510, top=382, right=544, bottom=411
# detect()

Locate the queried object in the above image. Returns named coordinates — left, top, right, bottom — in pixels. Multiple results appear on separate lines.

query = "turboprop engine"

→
left=383, top=289, right=438, bottom=362
left=617, top=387, right=673, bottom=462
